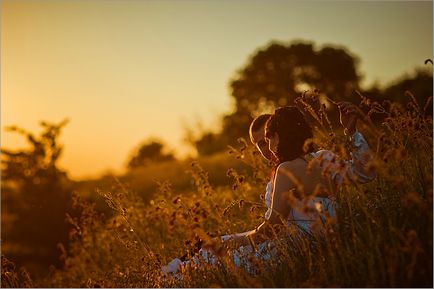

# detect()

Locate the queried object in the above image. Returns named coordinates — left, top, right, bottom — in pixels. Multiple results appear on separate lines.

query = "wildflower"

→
left=173, top=197, right=181, bottom=204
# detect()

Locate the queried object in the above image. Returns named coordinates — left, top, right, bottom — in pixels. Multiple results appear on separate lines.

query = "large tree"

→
left=230, top=41, right=360, bottom=114
left=193, top=40, right=362, bottom=155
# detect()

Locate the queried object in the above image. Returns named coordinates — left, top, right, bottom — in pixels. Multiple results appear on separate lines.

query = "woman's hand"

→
left=338, top=101, right=358, bottom=136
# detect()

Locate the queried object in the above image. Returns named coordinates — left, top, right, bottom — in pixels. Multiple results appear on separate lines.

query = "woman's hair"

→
left=265, top=106, right=313, bottom=163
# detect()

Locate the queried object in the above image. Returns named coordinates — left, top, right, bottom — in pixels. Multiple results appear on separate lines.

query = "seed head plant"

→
left=3, top=89, right=431, bottom=288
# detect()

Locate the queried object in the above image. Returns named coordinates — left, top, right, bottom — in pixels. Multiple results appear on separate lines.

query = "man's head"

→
left=249, top=114, right=273, bottom=161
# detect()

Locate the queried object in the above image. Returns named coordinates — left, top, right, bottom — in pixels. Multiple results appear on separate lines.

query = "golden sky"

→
left=2, top=0, right=432, bottom=180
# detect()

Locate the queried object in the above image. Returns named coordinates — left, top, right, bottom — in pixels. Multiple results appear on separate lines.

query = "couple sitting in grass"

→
left=162, top=101, right=376, bottom=275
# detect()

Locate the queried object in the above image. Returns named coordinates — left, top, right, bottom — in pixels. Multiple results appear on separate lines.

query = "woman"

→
left=162, top=102, right=376, bottom=275
left=245, top=102, right=375, bottom=243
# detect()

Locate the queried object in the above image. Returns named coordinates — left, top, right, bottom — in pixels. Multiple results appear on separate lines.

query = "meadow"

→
left=2, top=92, right=432, bottom=287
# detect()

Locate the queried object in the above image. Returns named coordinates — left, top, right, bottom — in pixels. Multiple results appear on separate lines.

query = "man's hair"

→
left=249, top=114, right=272, bottom=144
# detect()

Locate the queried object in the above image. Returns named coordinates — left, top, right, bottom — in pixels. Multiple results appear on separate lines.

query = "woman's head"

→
left=265, top=106, right=313, bottom=163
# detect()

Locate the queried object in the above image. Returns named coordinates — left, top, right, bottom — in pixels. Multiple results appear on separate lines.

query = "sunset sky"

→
left=2, top=0, right=432, bottom=180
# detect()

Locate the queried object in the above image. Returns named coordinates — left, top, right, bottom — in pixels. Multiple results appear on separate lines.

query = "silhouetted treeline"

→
left=188, top=40, right=433, bottom=156
left=1, top=120, right=75, bottom=278
left=1, top=39, right=432, bottom=282
left=127, top=138, right=175, bottom=169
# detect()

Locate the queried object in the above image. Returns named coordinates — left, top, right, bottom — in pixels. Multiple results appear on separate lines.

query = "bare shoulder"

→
left=277, top=158, right=307, bottom=173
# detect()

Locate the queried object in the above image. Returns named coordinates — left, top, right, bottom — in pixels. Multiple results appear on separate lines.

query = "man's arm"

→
left=317, top=102, right=376, bottom=185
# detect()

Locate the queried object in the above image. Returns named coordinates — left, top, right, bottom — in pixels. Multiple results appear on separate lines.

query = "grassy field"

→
left=2, top=93, right=432, bottom=287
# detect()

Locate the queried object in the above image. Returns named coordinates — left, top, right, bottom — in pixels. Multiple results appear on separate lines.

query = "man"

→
left=249, top=113, right=273, bottom=161
left=245, top=102, right=376, bottom=244
left=249, top=102, right=376, bottom=186
left=162, top=102, right=376, bottom=274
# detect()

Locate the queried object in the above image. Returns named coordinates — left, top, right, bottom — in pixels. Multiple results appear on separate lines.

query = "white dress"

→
left=230, top=131, right=375, bottom=271
left=162, top=131, right=375, bottom=275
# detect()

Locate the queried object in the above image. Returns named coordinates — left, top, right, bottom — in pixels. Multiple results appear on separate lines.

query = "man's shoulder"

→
left=311, top=149, right=337, bottom=161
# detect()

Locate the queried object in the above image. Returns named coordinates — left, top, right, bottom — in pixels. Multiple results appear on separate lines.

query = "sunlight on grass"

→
left=2, top=91, right=432, bottom=287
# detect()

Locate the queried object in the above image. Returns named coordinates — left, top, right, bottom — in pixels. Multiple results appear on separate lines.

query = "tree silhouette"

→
left=230, top=41, right=360, bottom=114
left=127, top=139, right=175, bottom=169
left=1, top=119, right=73, bottom=277
left=382, top=68, right=433, bottom=111
left=362, top=67, right=433, bottom=121
left=193, top=40, right=362, bottom=155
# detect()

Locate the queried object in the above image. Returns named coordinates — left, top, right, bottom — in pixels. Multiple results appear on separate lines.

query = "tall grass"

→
left=2, top=92, right=432, bottom=287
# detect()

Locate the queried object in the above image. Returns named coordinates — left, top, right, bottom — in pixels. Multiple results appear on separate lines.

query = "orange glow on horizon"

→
left=2, top=0, right=432, bottom=179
